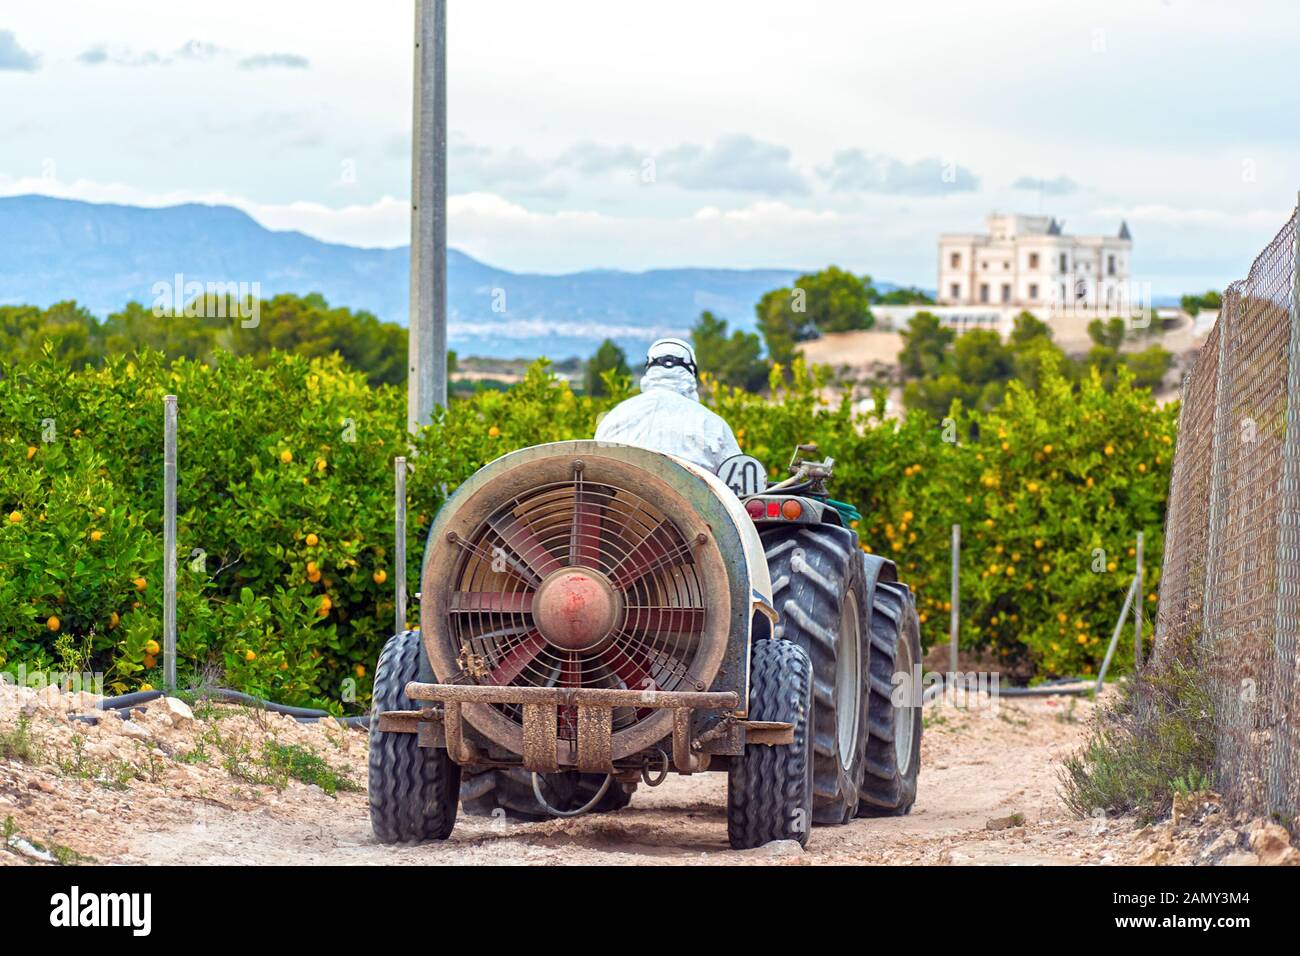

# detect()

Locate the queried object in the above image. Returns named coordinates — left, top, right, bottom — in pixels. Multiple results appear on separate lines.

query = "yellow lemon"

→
left=46, top=615, right=60, bottom=632
left=354, top=664, right=366, bottom=679
left=143, top=654, right=157, bottom=669
left=245, top=650, right=257, bottom=662
left=280, top=450, right=293, bottom=464
left=26, top=445, right=36, bottom=459
left=133, top=576, right=147, bottom=591
left=305, top=533, right=319, bottom=547
left=140, top=683, right=154, bottom=692
left=488, top=426, right=501, bottom=438
left=90, top=530, right=103, bottom=542
left=144, top=639, right=160, bottom=655
left=372, top=569, right=387, bottom=585
left=7, top=511, right=20, bottom=524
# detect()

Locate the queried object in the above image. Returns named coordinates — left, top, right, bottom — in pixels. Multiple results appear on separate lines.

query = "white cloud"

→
left=1012, top=175, right=1080, bottom=196
left=0, top=29, right=39, bottom=71
left=820, top=149, right=979, bottom=196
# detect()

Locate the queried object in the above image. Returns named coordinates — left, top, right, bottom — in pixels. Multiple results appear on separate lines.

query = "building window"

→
left=981, top=261, right=988, bottom=270
left=1003, top=261, right=1010, bottom=270
left=1001, top=284, right=1011, bottom=303
left=1028, top=252, right=1040, bottom=269
left=1107, top=255, right=1116, bottom=276
left=950, top=252, right=960, bottom=269
left=1059, top=253, right=1068, bottom=273
left=1060, top=282, right=1067, bottom=302
left=950, top=283, right=960, bottom=299
left=1029, top=283, right=1039, bottom=300
left=979, top=283, right=990, bottom=304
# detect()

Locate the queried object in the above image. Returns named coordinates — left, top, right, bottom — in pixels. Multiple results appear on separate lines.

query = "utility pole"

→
left=407, top=0, right=448, bottom=434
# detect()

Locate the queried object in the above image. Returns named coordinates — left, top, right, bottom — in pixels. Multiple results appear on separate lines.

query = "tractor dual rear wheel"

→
left=727, top=638, right=815, bottom=849
left=461, top=768, right=632, bottom=821
left=858, top=581, right=923, bottom=816
left=761, top=524, right=871, bottom=824
left=368, top=630, right=461, bottom=843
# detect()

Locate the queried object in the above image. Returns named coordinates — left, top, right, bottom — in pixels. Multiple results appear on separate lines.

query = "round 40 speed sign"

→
left=716, top=454, right=767, bottom=498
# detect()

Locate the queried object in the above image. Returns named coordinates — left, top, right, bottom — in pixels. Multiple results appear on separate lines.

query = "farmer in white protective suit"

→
left=594, top=337, right=742, bottom=473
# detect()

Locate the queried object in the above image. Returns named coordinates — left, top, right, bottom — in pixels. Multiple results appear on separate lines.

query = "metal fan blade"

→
left=609, top=522, right=686, bottom=589
left=622, top=606, right=706, bottom=635
left=595, top=644, right=654, bottom=692
left=487, top=631, right=546, bottom=685
left=488, top=512, right=563, bottom=579
left=571, top=487, right=606, bottom=568
left=450, top=591, right=534, bottom=613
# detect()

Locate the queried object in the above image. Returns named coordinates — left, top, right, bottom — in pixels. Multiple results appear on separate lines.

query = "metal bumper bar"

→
left=389, top=682, right=744, bottom=774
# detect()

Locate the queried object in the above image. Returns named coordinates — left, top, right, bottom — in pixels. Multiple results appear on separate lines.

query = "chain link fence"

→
left=1152, top=202, right=1300, bottom=821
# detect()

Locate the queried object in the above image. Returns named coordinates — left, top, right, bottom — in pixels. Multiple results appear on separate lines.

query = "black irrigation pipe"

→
left=80, top=688, right=368, bottom=728
left=922, top=674, right=1104, bottom=703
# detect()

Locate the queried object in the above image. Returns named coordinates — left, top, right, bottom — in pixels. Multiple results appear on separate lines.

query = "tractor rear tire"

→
left=761, top=525, right=870, bottom=824
left=857, top=581, right=923, bottom=816
left=727, top=638, right=815, bottom=849
left=461, top=768, right=632, bottom=821
left=368, top=630, right=461, bottom=843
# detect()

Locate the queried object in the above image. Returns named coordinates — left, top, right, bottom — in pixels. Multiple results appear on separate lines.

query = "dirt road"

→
left=8, top=681, right=1193, bottom=866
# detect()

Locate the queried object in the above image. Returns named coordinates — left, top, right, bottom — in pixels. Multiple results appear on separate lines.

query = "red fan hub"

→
left=532, top=568, right=621, bottom=652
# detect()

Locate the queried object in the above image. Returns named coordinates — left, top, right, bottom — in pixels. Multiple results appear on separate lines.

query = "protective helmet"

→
left=645, top=337, right=697, bottom=377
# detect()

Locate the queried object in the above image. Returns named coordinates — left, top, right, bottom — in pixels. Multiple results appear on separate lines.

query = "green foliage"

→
left=1180, top=289, right=1222, bottom=317
left=717, top=355, right=1174, bottom=678
left=0, top=714, right=40, bottom=763
left=1059, top=631, right=1214, bottom=823
left=259, top=741, right=359, bottom=795
left=583, top=339, right=630, bottom=397
left=756, top=266, right=875, bottom=365
left=1088, top=317, right=1127, bottom=350
left=1, top=337, right=1174, bottom=708
left=903, top=311, right=1174, bottom=416
left=0, top=294, right=408, bottom=387
left=898, top=311, right=955, bottom=379
left=691, top=311, right=768, bottom=391
left=873, top=286, right=935, bottom=305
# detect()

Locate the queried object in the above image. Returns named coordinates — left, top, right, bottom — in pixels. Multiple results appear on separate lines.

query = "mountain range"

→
left=0, top=194, right=846, bottom=360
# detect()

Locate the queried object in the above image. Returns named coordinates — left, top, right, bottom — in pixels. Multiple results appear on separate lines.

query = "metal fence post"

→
left=950, top=523, right=960, bottom=677
left=163, top=395, right=178, bottom=691
left=1268, top=196, right=1300, bottom=817
left=395, top=457, right=408, bottom=636
left=1096, top=575, right=1138, bottom=694
left=1134, top=531, right=1144, bottom=669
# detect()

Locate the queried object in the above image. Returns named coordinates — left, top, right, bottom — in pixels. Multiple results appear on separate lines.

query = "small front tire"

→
left=368, top=630, right=461, bottom=843
left=727, top=638, right=815, bottom=850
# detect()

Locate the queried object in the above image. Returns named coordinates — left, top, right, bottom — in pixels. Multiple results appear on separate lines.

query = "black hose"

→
left=95, top=687, right=363, bottom=724
left=97, top=690, right=164, bottom=709
left=201, top=688, right=333, bottom=719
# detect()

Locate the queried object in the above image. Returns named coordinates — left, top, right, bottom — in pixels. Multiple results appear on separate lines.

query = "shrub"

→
left=1, top=345, right=1175, bottom=711
left=1058, top=630, right=1215, bottom=823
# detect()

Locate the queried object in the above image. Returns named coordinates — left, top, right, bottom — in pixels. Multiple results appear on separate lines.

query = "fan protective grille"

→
left=445, top=472, right=708, bottom=740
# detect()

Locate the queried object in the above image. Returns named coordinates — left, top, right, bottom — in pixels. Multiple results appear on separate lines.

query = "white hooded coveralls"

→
left=593, top=339, right=742, bottom=473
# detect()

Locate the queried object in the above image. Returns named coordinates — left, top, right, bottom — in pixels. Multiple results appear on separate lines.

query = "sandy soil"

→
left=0, top=682, right=1289, bottom=866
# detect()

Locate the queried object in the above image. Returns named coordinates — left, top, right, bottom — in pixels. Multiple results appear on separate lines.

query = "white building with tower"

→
left=937, top=213, right=1132, bottom=312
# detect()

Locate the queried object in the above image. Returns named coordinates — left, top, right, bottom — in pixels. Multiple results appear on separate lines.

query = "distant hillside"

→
left=0, top=195, right=833, bottom=359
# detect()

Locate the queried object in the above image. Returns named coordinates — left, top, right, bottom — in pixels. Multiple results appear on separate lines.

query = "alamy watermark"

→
left=151, top=273, right=261, bottom=328
left=1, top=664, right=105, bottom=698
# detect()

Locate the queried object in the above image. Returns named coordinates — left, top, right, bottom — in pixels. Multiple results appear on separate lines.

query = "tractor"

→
left=368, top=439, right=921, bottom=849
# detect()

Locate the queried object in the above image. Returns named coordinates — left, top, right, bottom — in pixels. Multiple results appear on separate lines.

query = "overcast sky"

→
left=1, top=0, right=1296, bottom=293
